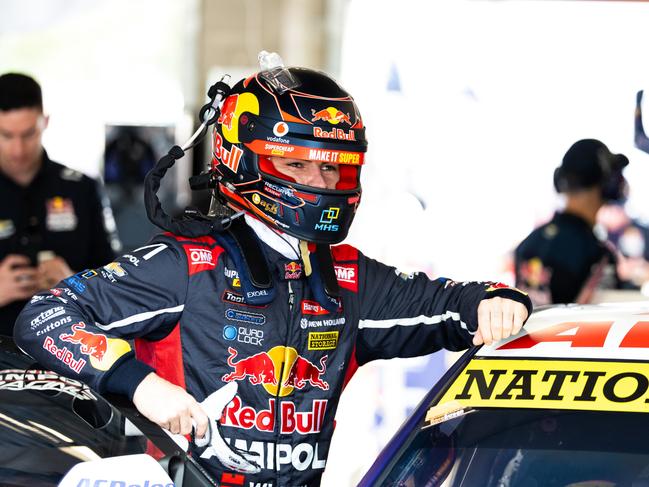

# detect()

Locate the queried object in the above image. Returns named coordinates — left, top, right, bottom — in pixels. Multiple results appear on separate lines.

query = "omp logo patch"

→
left=188, top=248, right=214, bottom=266
left=308, top=331, right=339, bottom=350
left=334, top=264, right=358, bottom=292
left=184, top=245, right=222, bottom=275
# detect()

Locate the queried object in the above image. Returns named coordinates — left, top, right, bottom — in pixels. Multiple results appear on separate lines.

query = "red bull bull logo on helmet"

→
left=310, top=107, right=352, bottom=125
left=217, top=94, right=239, bottom=130
left=222, top=346, right=329, bottom=397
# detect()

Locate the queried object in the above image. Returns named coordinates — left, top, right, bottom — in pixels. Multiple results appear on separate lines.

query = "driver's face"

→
left=269, top=156, right=340, bottom=189
left=0, top=108, right=47, bottom=176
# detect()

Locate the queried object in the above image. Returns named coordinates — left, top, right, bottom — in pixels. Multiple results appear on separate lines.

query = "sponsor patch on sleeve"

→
left=183, top=245, right=223, bottom=275
left=334, top=264, right=358, bottom=292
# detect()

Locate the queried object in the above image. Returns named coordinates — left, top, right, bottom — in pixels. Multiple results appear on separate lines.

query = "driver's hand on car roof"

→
left=133, top=372, right=209, bottom=438
left=473, top=297, right=528, bottom=346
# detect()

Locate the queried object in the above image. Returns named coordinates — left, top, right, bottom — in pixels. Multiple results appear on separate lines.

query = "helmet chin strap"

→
left=300, top=241, right=340, bottom=299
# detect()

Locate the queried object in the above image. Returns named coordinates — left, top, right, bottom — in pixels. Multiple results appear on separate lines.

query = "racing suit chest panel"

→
left=168, top=237, right=361, bottom=483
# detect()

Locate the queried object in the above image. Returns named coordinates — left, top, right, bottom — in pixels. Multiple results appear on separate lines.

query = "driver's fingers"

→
left=512, top=303, right=528, bottom=335
left=490, top=302, right=504, bottom=342
left=472, top=329, right=484, bottom=346
left=179, top=410, right=193, bottom=436
left=191, top=403, right=209, bottom=439
left=477, top=303, right=493, bottom=345
left=500, top=301, right=514, bottom=339
left=168, top=417, right=181, bottom=435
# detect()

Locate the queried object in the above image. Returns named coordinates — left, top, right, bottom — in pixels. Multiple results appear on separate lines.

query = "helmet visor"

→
left=258, top=155, right=360, bottom=191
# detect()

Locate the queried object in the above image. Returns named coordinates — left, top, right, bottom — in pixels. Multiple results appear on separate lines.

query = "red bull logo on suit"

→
left=56, top=322, right=131, bottom=372
left=222, top=346, right=329, bottom=397
left=60, top=322, right=107, bottom=360
left=220, top=395, right=328, bottom=435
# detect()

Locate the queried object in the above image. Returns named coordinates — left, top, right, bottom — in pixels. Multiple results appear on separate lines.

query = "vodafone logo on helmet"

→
left=273, top=122, right=289, bottom=137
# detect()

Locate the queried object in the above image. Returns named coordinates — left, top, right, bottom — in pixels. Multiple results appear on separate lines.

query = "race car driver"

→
left=14, top=58, right=532, bottom=486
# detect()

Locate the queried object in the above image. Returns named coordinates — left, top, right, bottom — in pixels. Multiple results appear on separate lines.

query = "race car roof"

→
left=476, top=301, right=649, bottom=361
left=427, top=302, right=649, bottom=418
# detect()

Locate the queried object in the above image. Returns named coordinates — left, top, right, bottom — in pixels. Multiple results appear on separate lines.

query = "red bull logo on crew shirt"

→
left=222, top=346, right=329, bottom=397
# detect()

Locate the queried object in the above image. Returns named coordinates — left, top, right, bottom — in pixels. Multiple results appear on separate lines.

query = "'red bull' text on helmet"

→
left=211, top=64, right=368, bottom=244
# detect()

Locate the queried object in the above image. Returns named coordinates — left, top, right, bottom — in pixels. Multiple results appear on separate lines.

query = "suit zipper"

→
left=273, top=280, right=295, bottom=483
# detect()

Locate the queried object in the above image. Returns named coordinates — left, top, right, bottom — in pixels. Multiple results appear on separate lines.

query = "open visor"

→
left=257, top=155, right=360, bottom=191
left=238, top=112, right=367, bottom=167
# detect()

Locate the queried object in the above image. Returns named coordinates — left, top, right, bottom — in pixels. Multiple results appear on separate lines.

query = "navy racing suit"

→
left=14, top=221, right=532, bottom=486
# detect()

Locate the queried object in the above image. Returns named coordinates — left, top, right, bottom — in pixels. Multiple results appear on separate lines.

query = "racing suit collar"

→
left=244, top=213, right=300, bottom=260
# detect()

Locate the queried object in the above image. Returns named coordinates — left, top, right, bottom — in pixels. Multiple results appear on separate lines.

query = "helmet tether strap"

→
left=314, top=244, right=340, bottom=298
left=225, top=217, right=273, bottom=289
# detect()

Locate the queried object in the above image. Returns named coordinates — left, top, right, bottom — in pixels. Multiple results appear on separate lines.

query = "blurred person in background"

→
left=598, top=201, right=649, bottom=291
left=604, top=89, right=649, bottom=290
left=14, top=61, right=531, bottom=485
left=0, top=73, right=119, bottom=335
left=515, top=138, right=628, bottom=305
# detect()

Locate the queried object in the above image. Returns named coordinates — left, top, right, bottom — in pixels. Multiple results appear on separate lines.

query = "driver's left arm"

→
left=354, top=253, right=532, bottom=365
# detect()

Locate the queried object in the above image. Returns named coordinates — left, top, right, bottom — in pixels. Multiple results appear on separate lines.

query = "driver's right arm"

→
left=13, top=236, right=189, bottom=403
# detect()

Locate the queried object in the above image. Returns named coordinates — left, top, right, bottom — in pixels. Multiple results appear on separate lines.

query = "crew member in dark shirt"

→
left=0, top=73, right=120, bottom=334
left=515, top=138, right=628, bottom=305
